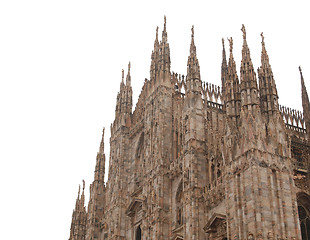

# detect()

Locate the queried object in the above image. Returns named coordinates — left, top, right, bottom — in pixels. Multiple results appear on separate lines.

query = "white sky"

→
left=0, top=1, right=309, bottom=239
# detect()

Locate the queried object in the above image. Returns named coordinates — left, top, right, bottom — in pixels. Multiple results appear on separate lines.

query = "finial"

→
left=261, top=32, right=265, bottom=46
left=128, top=61, right=131, bottom=74
left=299, top=66, right=305, bottom=82
left=164, top=16, right=166, bottom=31
left=228, top=37, right=233, bottom=53
left=156, top=26, right=159, bottom=40
left=241, top=24, right=246, bottom=39
left=82, top=180, right=85, bottom=191
left=78, top=184, right=81, bottom=197
left=122, top=69, right=124, bottom=82
left=191, top=25, right=194, bottom=39
left=299, top=66, right=303, bottom=75
left=222, top=38, right=225, bottom=48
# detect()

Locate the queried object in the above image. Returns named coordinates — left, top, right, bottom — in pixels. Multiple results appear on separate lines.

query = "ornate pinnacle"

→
left=122, top=69, right=124, bottom=82
left=222, top=38, right=225, bottom=48
left=82, top=180, right=85, bottom=191
left=128, top=62, right=131, bottom=74
left=241, top=24, right=246, bottom=39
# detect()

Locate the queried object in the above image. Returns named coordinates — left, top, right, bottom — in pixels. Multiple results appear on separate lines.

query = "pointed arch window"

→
left=297, top=193, right=310, bottom=240
left=135, top=225, right=141, bottom=240
left=298, top=205, right=310, bottom=240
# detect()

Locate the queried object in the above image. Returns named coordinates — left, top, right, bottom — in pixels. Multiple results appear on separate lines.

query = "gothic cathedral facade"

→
left=69, top=18, right=310, bottom=240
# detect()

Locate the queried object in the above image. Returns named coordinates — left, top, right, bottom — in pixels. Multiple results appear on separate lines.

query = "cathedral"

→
left=69, top=17, right=310, bottom=240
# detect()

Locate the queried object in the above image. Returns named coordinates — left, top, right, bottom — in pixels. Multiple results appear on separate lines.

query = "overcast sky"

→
left=0, top=1, right=309, bottom=239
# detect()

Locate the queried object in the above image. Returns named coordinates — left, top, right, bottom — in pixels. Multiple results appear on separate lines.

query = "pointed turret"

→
left=240, top=25, right=259, bottom=111
left=300, top=67, right=310, bottom=141
left=258, top=32, right=279, bottom=117
left=186, top=25, right=202, bottom=95
left=221, top=38, right=228, bottom=94
left=224, top=37, right=241, bottom=124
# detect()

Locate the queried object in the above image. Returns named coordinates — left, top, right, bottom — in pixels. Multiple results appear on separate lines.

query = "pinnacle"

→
left=260, top=32, right=270, bottom=68
left=221, top=38, right=228, bottom=93
left=99, top=127, right=105, bottom=153
left=300, top=66, right=309, bottom=104
left=190, top=25, right=196, bottom=56
left=162, top=15, right=168, bottom=43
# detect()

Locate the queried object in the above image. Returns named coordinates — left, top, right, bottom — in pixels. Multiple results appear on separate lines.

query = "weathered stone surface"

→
left=69, top=19, right=310, bottom=240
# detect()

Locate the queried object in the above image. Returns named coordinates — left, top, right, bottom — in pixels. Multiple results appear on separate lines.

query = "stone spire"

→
left=69, top=182, right=87, bottom=240
left=300, top=66, right=310, bottom=140
left=124, top=62, right=133, bottom=115
left=240, top=24, right=259, bottom=110
left=86, top=128, right=106, bottom=239
left=126, top=62, right=131, bottom=86
left=150, top=26, right=159, bottom=81
left=186, top=25, right=202, bottom=94
left=162, top=15, right=168, bottom=43
left=221, top=38, right=228, bottom=95
left=75, top=184, right=81, bottom=209
left=258, top=32, right=279, bottom=116
left=225, top=37, right=241, bottom=123
left=95, top=127, right=106, bottom=182
left=80, top=180, right=85, bottom=207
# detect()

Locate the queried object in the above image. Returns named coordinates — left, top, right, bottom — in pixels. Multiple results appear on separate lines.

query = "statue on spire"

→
left=222, top=38, right=225, bottom=48
left=122, top=69, right=124, bottom=82
left=156, top=26, right=159, bottom=40
left=128, top=61, right=131, bottom=74
left=261, top=32, right=265, bottom=45
left=164, top=15, right=166, bottom=30
left=82, top=180, right=85, bottom=191
left=228, top=37, right=233, bottom=53
left=191, top=25, right=194, bottom=38
left=241, top=24, right=246, bottom=39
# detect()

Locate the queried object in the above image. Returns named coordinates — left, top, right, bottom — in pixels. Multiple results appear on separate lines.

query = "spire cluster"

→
left=150, top=16, right=171, bottom=82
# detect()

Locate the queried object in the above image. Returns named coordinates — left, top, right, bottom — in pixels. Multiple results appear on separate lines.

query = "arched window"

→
left=297, top=193, right=310, bottom=240
left=135, top=225, right=141, bottom=240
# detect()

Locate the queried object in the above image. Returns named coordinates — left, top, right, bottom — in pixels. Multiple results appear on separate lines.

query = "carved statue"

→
left=261, top=32, right=265, bottom=46
left=241, top=24, right=246, bottom=39
left=228, top=37, right=233, bottom=53
left=191, top=25, right=194, bottom=38
left=247, top=232, right=254, bottom=240
left=267, top=231, right=273, bottom=239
